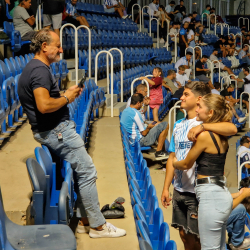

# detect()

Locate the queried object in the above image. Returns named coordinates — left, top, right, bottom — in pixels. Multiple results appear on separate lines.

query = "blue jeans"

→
left=195, top=183, right=233, bottom=250
left=174, top=13, right=183, bottom=22
left=227, top=204, right=246, bottom=247
left=242, top=56, right=250, bottom=66
left=33, top=120, right=106, bottom=228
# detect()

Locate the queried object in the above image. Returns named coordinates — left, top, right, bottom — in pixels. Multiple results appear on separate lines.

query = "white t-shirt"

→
left=126, top=97, right=146, bottom=121
left=169, top=28, right=179, bottom=35
left=175, top=73, right=189, bottom=87
left=148, top=2, right=159, bottom=16
left=238, top=145, right=250, bottom=164
left=169, top=117, right=202, bottom=193
left=103, top=0, right=118, bottom=8
left=187, top=29, right=194, bottom=40
left=183, top=17, right=191, bottom=23
left=243, top=74, right=250, bottom=94
left=211, top=89, right=220, bottom=95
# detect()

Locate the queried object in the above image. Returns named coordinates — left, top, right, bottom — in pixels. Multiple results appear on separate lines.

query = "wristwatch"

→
left=63, top=95, right=69, bottom=104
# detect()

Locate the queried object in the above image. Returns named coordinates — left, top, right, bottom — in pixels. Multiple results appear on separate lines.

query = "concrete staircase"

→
left=100, top=94, right=127, bottom=117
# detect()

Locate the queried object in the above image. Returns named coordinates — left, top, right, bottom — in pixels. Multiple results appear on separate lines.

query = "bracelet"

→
left=63, top=95, right=69, bottom=104
left=200, top=124, right=205, bottom=132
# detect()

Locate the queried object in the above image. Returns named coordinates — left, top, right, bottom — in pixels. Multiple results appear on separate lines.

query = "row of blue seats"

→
left=62, top=28, right=153, bottom=51
left=120, top=124, right=176, bottom=250
left=110, top=63, right=175, bottom=100
left=210, top=25, right=241, bottom=35
left=81, top=13, right=138, bottom=32
left=202, top=34, right=219, bottom=44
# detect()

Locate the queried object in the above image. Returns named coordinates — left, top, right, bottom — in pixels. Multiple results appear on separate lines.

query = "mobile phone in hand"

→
left=152, top=121, right=157, bottom=125
left=78, top=75, right=86, bottom=88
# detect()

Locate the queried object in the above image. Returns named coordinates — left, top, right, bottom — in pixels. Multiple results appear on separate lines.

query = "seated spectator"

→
left=126, top=83, right=150, bottom=122
left=211, top=82, right=221, bottom=95
left=238, top=44, right=250, bottom=66
left=174, top=0, right=186, bottom=23
left=175, top=65, right=191, bottom=88
left=227, top=177, right=250, bottom=250
left=243, top=34, right=250, bottom=45
left=188, top=11, right=198, bottom=30
left=179, top=21, right=189, bottom=58
left=165, top=1, right=176, bottom=21
left=158, top=5, right=171, bottom=43
left=164, top=22, right=179, bottom=47
left=201, top=4, right=210, bottom=22
left=163, top=69, right=177, bottom=94
left=64, top=0, right=94, bottom=28
left=213, top=82, right=246, bottom=123
left=210, top=7, right=216, bottom=25
left=120, top=93, right=169, bottom=160
left=187, top=27, right=195, bottom=51
left=195, top=22, right=204, bottom=44
left=43, top=0, right=64, bottom=36
left=148, top=0, right=160, bottom=17
left=175, top=51, right=193, bottom=78
left=139, top=67, right=164, bottom=122
left=210, top=49, right=234, bottom=75
left=182, top=13, right=192, bottom=24
left=103, top=0, right=128, bottom=18
left=237, top=137, right=250, bottom=174
left=127, top=0, right=140, bottom=23
left=13, top=0, right=36, bottom=41
left=233, top=67, right=250, bottom=113
left=195, top=55, right=214, bottom=89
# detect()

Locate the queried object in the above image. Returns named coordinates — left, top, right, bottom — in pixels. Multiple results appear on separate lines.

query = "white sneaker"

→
left=160, top=38, right=165, bottom=44
left=89, top=222, right=126, bottom=238
left=77, top=224, right=90, bottom=234
left=238, top=117, right=247, bottom=123
left=122, top=15, right=128, bottom=19
left=229, top=237, right=250, bottom=249
left=163, top=42, right=168, bottom=47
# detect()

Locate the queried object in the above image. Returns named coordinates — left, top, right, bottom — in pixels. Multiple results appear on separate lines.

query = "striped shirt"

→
left=239, top=50, right=246, bottom=60
left=238, top=145, right=250, bottom=165
left=169, top=117, right=202, bottom=193
left=120, top=107, right=145, bottom=143
left=66, top=2, right=76, bottom=16
left=103, top=0, right=118, bottom=8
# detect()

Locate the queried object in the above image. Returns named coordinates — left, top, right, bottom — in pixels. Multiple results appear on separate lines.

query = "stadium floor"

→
left=0, top=94, right=249, bottom=249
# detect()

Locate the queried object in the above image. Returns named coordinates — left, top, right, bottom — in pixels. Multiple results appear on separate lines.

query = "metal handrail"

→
left=60, top=24, right=78, bottom=85
left=95, top=51, right=114, bottom=117
left=77, top=25, right=91, bottom=79
left=142, top=6, right=151, bottom=33
left=150, top=18, right=159, bottom=48
left=108, top=48, right=124, bottom=102
left=166, top=33, right=178, bottom=62
left=132, top=4, right=142, bottom=32
left=209, top=60, right=221, bottom=85
left=185, top=47, right=195, bottom=79
left=201, top=13, right=210, bottom=32
left=210, top=13, right=216, bottom=33
left=238, top=160, right=250, bottom=189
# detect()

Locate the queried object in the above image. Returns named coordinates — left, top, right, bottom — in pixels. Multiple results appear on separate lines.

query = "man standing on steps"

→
left=18, top=29, right=126, bottom=238
left=161, top=81, right=237, bottom=250
left=121, top=93, right=169, bottom=161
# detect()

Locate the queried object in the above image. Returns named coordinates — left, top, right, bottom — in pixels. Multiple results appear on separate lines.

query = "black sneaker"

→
left=155, top=151, right=169, bottom=161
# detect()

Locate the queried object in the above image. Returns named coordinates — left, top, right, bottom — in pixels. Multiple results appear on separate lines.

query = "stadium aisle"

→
left=76, top=117, right=139, bottom=249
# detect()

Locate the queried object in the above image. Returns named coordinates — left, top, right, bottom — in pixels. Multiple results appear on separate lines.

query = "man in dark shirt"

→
left=214, top=36, right=228, bottom=57
left=174, top=0, right=186, bottom=23
left=127, top=0, right=140, bottom=23
left=195, top=55, right=214, bottom=89
left=179, top=21, right=189, bottom=57
left=18, top=29, right=126, bottom=238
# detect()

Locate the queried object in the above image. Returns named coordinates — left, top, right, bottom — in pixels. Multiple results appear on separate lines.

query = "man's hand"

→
left=187, top=124, right=204, bottom=141
left=143, top=97, right=150, bottom=106
left=64, top=85, right=81, bottom=104
left=139, top=77, right=145, bottom=80
left=147, top=123, right=156, bottom=129
left=161, top=189, right=172, bottom=209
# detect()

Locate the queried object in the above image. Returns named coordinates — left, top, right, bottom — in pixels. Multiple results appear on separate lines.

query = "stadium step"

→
left=105, top=94, right=118, bottom=106
left=67, top=69, right=85, bottom=81
left=65, top=58, right=76, bottom=69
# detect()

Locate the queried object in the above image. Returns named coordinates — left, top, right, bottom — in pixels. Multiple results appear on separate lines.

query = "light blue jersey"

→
left=120, top=107, right=145, bottom=143
left=169, top=117, right=202, bottom=193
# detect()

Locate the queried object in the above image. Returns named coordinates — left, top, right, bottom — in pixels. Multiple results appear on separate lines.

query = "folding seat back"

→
left=0, top=86, right=6, bottom=125
left=58, top=181, right=70, bottom=225
left=157, top=222, right=170, bottom=250
left=0, top=60, right=11, bottom=82
left=165, top=240, right=177, bottom=250
left=137, top=220, right=153, bottom=249
left=4, top=58, right=16, bottom=77
left=2, top=77, right=16, bottom=112
left=139, top=239, right=153, bottom=250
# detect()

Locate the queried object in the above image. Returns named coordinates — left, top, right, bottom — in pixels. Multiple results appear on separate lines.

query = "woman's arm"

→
left=173, top=132, right=207, bottom=170
left=139, top=77, right=156, bottom=85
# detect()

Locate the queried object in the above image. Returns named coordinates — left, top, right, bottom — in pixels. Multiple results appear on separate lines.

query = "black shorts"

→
left=64, top=16, right=80, bottom=27
left=172, top=189, right=199, bottom=236
left=242, top=93, right=249, bottom=101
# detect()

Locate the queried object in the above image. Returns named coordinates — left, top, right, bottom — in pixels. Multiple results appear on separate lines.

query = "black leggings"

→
left=159, top=21, right=167, bottom=41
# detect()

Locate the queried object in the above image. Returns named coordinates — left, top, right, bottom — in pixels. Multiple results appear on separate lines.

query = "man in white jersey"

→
left=237, top=136, right=250, bottom=175
left=161, top=81, right=237, bottom=250
left=126, top=84, right=150, bottom=122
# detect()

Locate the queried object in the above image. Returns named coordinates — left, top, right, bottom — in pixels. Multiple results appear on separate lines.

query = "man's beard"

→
left=48, top=53, right=60, bottom=63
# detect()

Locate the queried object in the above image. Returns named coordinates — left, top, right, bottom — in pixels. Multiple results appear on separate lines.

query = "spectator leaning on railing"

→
left=18, top=28, right=126, bottom=239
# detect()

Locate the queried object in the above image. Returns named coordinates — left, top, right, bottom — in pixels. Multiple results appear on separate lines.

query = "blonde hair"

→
left=201, top=94, right=233, bottom=123
left=178, top=65, right=186, bottom=71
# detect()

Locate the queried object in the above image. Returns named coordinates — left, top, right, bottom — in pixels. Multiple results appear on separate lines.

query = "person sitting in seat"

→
left=174, top=0, right=186, bottom=23
left=103, top=0, right=128, bottom=19
left=214, top=35, right=228, bottom=58
left=175, top=51, right=193, bottom=78
left=201, top=4, right=210, bottom=24
left=126, top=83, right=150, bottom=122
left=165, top=1, right=177, bottom=21
left=227, top=177, right=250, bottom=250
left=64, top=0, right=93, bottom=28
left=121, top=93, right=169, bottom=161
left=127, top=0, right=140, bottom=23
left=195, top=55, right=214, bottom=89
left=211, top=82, right=221, bottom=95
left=238, top=44, right=250, bottom=67
left=163, top=69, right=176, bottom=94
left=175, top=65, right=191, bottom=89
left=13, top=0, right=36, bottom=41
left=237, top=137, right=250, bottom=174
left=148, top=0, right=160, bottom=18
left=209, top=49, right=234, bottom=75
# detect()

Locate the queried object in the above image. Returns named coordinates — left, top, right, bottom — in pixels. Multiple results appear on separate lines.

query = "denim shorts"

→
left=140, top=122, right=168, bottom=147
left=172, top=189, right=199, bottom=236
left=104, top=7, right=115, bottom=13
